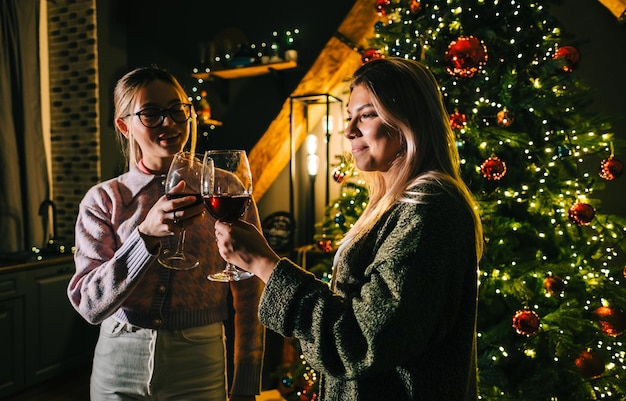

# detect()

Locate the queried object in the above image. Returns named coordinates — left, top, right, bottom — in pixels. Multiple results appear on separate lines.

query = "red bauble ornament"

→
left=408, top=0, right=423, bottom=14
left=480, top=156, right=507, bottom=180
left=333, top=168, right=346, bottom=183
left=317, top=239, right=333, bottom=253
left=544, top=274, right=565, bottom=295
left=512, top=309, right=541, bottom=336
left=553, top=46, right=580, bottom=73
left=361, top=48, right=383, bottom=64
left=496, top=109, right=514, bottom=127
left=568, top=202, right=595, bottom=226
left=444, top=36, right=488, bottom=78
left=594, top=306, right=626, bottom=336
left=375, top=0, right=392, bottom=16
left=449, top=111, right=467, bottom=130
left=599, top=157, right=624, bottom=180
left=575, top=350, right=605, bottom=378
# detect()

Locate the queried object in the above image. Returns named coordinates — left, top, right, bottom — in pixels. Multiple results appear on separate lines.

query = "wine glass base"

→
left=158, top=254, right=200, bottom=270
left=207, top=270, right=254, bottom=282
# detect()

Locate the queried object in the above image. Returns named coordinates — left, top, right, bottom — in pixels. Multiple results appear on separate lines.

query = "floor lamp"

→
left=289, top=94, right=343, bottom=246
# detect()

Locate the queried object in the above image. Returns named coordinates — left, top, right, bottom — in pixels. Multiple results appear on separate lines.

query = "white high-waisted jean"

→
left=90, top=317, right=227, bottom=401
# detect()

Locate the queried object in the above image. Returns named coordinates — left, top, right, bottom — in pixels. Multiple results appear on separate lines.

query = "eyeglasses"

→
left=126, top=103, right=192, bottom=128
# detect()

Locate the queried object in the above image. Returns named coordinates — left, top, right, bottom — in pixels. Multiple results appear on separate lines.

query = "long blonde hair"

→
left=112, top=66, right=197, bottom=169
left=344, top=57, right=483, bottom=262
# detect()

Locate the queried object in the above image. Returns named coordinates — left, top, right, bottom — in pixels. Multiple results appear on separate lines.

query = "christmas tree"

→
left=275, top=1, right=626, bottom=400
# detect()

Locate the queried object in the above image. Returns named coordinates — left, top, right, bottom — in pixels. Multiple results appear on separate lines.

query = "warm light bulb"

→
left=307, top=155, right=319, bottom=176
left=306, top=134, right=318, bottom=155
left=322, top=115, right=334, bottom=134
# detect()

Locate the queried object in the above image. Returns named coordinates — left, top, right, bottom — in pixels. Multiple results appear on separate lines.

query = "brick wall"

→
left=46, top=0, right=100, bottom=244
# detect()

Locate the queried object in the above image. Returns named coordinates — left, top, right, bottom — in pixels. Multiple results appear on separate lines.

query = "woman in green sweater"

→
left=215, top=57, right=484, bottom=400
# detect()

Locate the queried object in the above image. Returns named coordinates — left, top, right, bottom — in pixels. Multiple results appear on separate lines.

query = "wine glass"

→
left=158, top=151, right=203, bottom=270
left=202, top=150, right=255, bottom=282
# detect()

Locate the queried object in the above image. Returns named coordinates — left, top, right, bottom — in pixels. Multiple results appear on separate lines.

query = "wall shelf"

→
left=192, top=60, right=297, bottom=80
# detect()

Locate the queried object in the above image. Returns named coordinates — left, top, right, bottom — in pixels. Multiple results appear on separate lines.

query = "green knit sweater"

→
left=260, top=183, right=479, bottom=400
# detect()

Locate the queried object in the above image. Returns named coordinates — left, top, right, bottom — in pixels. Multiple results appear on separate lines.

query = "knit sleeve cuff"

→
left=259, top=258, right=318, bottom=337
left=117, top=228, right=157, bottom=279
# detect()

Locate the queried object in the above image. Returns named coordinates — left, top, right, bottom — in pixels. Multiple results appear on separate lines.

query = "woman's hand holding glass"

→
left=158, top=151, right=204, bottom=270
left=213, top=219, right=281, bottom=284
left=202, top=150, right=256, bottom=282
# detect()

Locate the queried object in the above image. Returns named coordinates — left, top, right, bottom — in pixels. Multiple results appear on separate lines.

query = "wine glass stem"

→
left=173, top=223, right=186, bottom=257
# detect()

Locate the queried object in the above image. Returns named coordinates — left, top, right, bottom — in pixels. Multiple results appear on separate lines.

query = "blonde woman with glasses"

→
left=68, top=66, right=264, bottom=401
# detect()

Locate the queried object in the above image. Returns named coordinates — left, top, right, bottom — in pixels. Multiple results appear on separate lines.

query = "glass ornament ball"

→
left=444, top=36, right=488, bottom=78
left=277, top=373, right=296, bottom=395
left=333, top=168, right=346, bottom=183
left=362, top=48, right=383, bottom=64
left=409, top=0, right=423, bottom=14
left=568, top=202, right=595, bottom=226
left=553, top=45, right=580, bottom=73
left=544, top=274, right=565, bottom=295
left=317, top=239, right=333, bottom=253
left=574, top=350, right=605, bottom=378
left=334, top=213, right=346, bottom=225
left=449, top=111, right=467, bottom=130
left=480, top=156, right=507, bottom=180
left=375, top=0, right=392, bottom=16
left=594, top=306, right=626, bottom=337
left=496, top=109, right=514, bottom=127
left=555, top=144, right=570, bottom=158
left=512, top=309, right=541, bottom=336
left=599, top=157, right=623, bottom=180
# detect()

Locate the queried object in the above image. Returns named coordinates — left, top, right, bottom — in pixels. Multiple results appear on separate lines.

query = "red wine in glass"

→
left=203, top=194, right=251, bottom=222
left=202, top=149, right=255, bottom=282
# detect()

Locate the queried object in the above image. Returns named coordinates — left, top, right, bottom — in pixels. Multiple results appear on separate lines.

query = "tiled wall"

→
left=46, top=0, right=100, bottom=244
